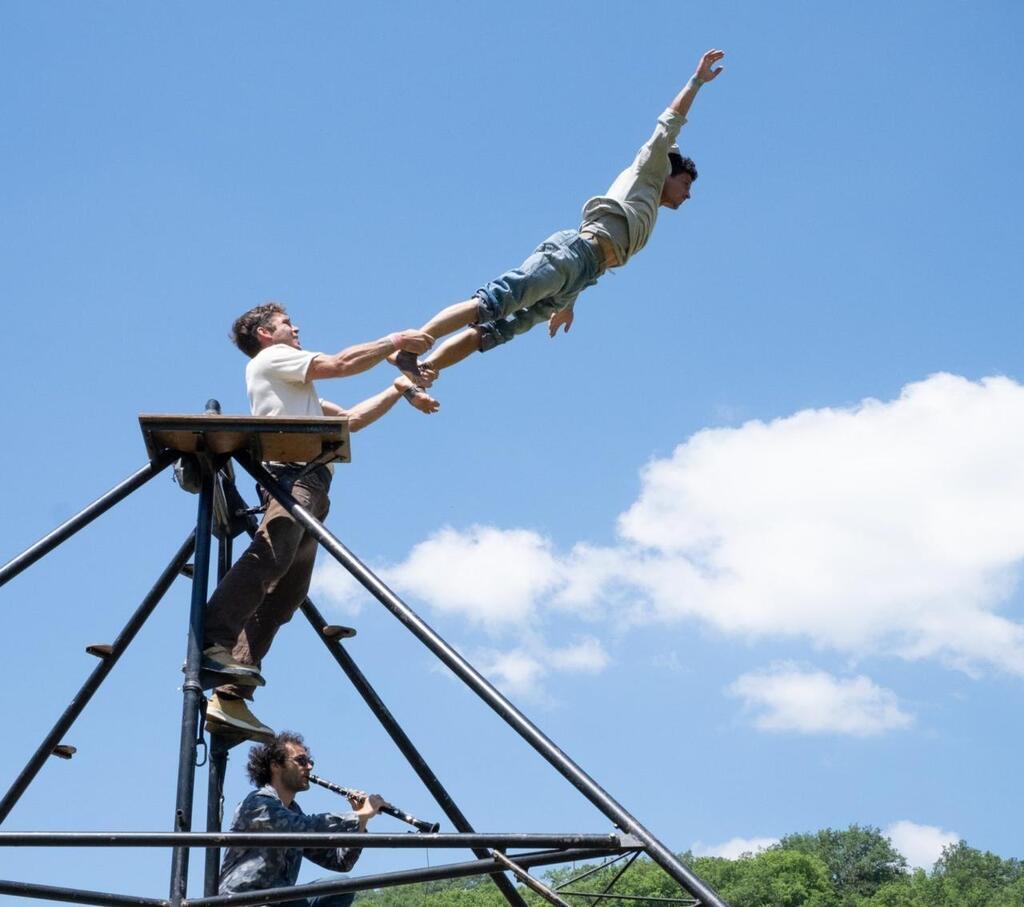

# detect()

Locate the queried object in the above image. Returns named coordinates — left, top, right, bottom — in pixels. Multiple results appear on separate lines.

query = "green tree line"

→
left=353, top=826, right=1023, bottom=906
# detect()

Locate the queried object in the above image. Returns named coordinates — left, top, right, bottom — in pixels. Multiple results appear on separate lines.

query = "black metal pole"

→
left=203, top=518, right=234, bottom=897
left=0, top=878, right=168, bottom=907
left=169, top=469, right=215, bottom=905
left=0, top=452, right=177, bottom=590
left=0, top=532, right=197, bottom=824
left=300, top=598, right=528, bottom=907
left=0, top=831, right=633, bottom=848
left=184, top=847, right=623, bottom=907
left=202, top=738, right=229, bottom=897
left=234, top=453, right=728, bottom=907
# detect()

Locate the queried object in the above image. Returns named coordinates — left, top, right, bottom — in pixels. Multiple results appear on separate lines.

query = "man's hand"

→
left=694, top=49, right=725, bottom=85
left=390, top=330, right=434, bottom=355
left=357, top=793, right=385, bottom=819
left=346, top=789, right=386, bottom=830
left=548, top=308, right=574, bottom=338
left=669, top=48, right=725, bottom=118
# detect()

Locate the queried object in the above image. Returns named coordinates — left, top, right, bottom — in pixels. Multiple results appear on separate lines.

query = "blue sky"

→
left=2, top=0, right=1022, bottom=900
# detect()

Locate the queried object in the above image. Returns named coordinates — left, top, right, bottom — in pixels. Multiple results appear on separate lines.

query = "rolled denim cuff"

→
left=477, top=322, right=503, bottom=353
left=474, top=289, right=502, bottom=324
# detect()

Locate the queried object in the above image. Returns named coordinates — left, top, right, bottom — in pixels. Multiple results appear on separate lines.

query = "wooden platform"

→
left=139, top=414, right=351, bottom=464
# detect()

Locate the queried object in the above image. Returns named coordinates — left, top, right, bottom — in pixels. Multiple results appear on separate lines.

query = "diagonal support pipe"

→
left=300, top=599, right=529, bottom=907
left=216, top=471, right=528, bottom=907
left=0, top=532, right=197, bottom=824
left=234, top=453, right=729, bottom=907
left=0, top=878, right=168, bottom=907
left=491, top=848, right=572, bottom=907
left=0, top=452, right=177, bottom=590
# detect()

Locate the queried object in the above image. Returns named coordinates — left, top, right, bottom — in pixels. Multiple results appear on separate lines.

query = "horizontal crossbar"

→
left=185, top=846, right=628, bottom=907
left=0, top=831, right=642, bottom=850
left=0, top=847, right=629, bottom=907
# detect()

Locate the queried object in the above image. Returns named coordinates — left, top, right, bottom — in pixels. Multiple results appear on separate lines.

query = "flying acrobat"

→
left=394, top=48, right=725, bottom=386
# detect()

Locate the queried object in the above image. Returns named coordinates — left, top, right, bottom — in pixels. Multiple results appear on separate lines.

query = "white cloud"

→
left=615, top=374, right=1024, bottom=674
left=312, top=373, right=1024, bottom=684
left=474, top=648, right=547, bottom=698
left=547, top=638, right=610, bottom=673
left=692, top=836, right=779, bottom=859
left=728, top=664, right=913, bottom=736
left=473, top=638, right=612, bottom=699
left=885, top=820, right=960, bottom=870
left=383, top=525, right=563, bottom=629
left=309, top=557, right=366, bottom=617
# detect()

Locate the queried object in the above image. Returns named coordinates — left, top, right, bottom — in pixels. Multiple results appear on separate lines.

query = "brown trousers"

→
left=203, top=468, right=331, bottom=700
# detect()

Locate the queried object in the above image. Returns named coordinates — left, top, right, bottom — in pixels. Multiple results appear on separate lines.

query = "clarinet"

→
left=309, top=774, right=440, bottom=834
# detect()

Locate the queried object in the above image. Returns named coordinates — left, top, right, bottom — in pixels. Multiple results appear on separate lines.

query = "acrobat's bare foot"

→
left=402, top=385, right=440, bottom=414
left=392, top=349, right=438, bottom=387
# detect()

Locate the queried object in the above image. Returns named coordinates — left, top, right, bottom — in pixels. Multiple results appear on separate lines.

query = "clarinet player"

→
left=218, top=731, right=384, bottom=906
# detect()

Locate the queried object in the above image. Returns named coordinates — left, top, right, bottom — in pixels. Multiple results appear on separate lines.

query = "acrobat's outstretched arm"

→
left=670, top=49, right=725, bottom=119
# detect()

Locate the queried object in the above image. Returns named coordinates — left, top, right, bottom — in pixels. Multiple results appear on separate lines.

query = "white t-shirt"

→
left=245, top=344, right=324, bottom=418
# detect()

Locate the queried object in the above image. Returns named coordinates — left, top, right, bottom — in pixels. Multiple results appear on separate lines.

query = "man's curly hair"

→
left=246, top=731, right=309, bottom=787
left=669, top=152, right=698, bottom=182
left=231, top=302, right=287, bottom=358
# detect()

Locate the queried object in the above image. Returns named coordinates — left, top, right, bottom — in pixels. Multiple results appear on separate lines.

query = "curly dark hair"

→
left=669, top=152, right=698, bottom=182
left=246, top=731, right=309, bottom=787
left=230, top=302, right=287, bottom=358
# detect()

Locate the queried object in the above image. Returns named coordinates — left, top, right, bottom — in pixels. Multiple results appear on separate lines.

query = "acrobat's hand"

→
left=694, top=49, right=725, bottom=84
left=548, top=308, right=574, bottom=338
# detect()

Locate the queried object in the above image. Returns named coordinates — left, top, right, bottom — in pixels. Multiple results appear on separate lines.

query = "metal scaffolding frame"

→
left=0, top=406, right=729, bottom=907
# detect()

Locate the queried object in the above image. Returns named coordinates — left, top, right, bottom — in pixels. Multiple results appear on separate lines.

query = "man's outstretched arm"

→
left=321, top=375, right=439, bottom=431
left=669, top=49, right=725, bottom=120
left=308, top=330, right=434, bottom=381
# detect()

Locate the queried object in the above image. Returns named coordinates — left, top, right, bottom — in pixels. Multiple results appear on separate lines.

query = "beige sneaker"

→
left=205, top=693, right=275, bottom=742
left=199, top=645, right=266, bottom=687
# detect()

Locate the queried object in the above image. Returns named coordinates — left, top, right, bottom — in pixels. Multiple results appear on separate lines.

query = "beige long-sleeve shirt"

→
left=579, top=108, right=687, bottom=267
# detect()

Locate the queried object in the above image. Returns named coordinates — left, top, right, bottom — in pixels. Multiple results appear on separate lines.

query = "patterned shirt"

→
left=218, top=785, right=362, bottom=895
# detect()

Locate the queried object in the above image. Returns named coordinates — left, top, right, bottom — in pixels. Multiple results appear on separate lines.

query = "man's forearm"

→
left=346, top=382, right=404, bottom=433
left=309, top=329, right=434, bottom=381
left=318, top=337, right=396, bottom=380
left=669, top=76, right=703, bottom=120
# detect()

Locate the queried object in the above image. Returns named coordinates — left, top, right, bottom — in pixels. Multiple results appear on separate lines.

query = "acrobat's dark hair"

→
left=669, top=152, right=698, bottom=181
left=246, top=731, right=308, bottom=787
left=230, top=302, right=287, bottom=358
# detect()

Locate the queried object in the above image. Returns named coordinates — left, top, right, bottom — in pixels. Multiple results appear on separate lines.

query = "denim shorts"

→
left=475, top=228, right=601, bottom=351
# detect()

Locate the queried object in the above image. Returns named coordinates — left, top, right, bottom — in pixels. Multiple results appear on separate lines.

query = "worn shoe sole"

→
left=198, top=655, right=266, bottom=687
left=182, top=662, right=265, bottom=689
left=205, top=716, right=275, bottom=744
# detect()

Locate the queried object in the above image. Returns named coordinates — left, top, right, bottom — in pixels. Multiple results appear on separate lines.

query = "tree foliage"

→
left=778, top=824, right=906, bottom=901
left=693, top=850, right=837, bottom=907
left=352, top=829, right=1021, bottom=907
